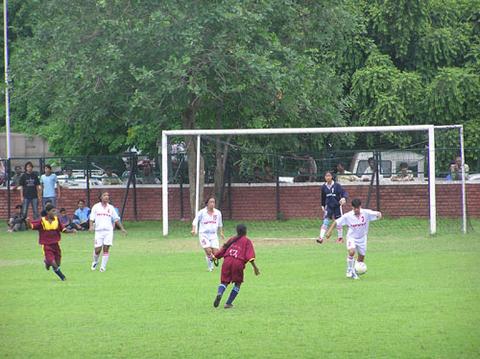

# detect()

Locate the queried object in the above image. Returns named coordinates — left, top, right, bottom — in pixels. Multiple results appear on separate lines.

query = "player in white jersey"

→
left=326, top=198, right=381, bottom=279
left=89, top=191, right=127, bottom=272
left=191, top=197, right=225, bottom=272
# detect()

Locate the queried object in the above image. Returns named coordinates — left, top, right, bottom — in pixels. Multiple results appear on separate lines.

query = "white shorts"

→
left=346, top=237, right=367, bottom=256
left=94, top=230, right=114, bottom=248
left=199, top=233, right=219, bottom=249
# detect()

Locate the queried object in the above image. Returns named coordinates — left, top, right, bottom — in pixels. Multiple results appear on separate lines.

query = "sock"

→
left=336, top=225, right=343, bottom=239
left=101, top=253, right=109, bottom=270
left=205, top=256, right=213, bottom=270
left=53, top=267, right=66, bottom=281
left=92, top=251, right=100, bottom=265
left=320, top=218, right=330, bottom=239
left=347, top=256, right=355, bottom=273
left=319, top=224, right=327, bottom=239
left=226, top=285, right=240, bottom=305
left=217, top=284, right=227, bottom=297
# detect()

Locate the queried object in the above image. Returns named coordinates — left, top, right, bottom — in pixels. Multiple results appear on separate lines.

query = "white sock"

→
left=336, top=225, right=343, bottom=239
left=205, top=255, right=213, bottom=270
left=319, top=225, right=327, bottom=239
left=347, top=256, right=355, bottom=272
left=101, top=253, right=110, bottom=270
left=92, top=251, right=100, bottom=264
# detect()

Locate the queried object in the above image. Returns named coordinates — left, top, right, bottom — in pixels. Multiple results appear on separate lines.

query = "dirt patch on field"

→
left=0, top=259, right=39, bottom=267
left=252, top=237, right=315, bottom=247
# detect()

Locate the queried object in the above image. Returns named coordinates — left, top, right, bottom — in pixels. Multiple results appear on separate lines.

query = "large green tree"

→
left=349, top=0, right=480, bottom=162
left=4, top=0, right=480, bottom=206
left=9, top=0, right=353, bottom=214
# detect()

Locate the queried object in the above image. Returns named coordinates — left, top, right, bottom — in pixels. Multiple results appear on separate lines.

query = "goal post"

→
left=161, top=124, right=467, bottom=236
left=434, top=124, right=467, bottom=234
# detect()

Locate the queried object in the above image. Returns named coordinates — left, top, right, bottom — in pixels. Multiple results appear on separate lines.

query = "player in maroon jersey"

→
left=212, top=224, right=260, bottom=309
left=26, top=203, right=67, bottom=281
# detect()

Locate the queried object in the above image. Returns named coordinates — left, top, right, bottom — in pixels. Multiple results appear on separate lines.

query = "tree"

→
left=9, top=1, right=352, bottom=216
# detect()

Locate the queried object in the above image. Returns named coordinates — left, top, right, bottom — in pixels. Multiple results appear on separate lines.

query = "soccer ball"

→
left=355, top=261, right=367, bottom=275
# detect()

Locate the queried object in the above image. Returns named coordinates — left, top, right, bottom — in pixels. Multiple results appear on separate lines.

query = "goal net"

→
left=162, top=125, right=473, bottom=238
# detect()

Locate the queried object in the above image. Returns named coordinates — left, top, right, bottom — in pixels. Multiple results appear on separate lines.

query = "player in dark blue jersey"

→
left=317, top=171, right=348, bottom=244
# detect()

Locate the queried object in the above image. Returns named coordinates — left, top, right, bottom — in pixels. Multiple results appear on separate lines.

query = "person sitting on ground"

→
left=7, top=205, right=26, bottom=232
left=449, top=156, right=469, bottom=181
left=72, top=199, right=90, bottom=230
left=58, top=208, right=77, bottom=233
left=391, top=162, right=414, bottom=182
left=101, top=166, right=123, bottom=185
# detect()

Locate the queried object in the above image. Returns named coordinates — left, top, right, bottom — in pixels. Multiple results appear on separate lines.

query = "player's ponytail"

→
left=236, top=223, right=247, bottom=237
left=222, top=224, right=247, bottom=250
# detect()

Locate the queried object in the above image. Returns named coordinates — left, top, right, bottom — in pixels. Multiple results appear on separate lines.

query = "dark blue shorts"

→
left=324, top=206, right=342, bottom=220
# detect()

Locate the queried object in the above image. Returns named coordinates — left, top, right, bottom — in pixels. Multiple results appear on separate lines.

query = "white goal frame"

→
left=161, top=125, right=466, bottom=236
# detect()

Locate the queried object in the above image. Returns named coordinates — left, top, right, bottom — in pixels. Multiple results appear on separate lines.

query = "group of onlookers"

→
left=8, top=196, right=91, bottom=233
left=3, top=160, right=132, bottom=233
left=335, top=158, right=416, bottom=183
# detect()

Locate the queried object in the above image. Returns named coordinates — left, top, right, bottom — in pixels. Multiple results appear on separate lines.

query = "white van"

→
left=350, top=151, right=425, bottom=181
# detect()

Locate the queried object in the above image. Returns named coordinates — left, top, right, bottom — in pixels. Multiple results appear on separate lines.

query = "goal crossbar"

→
left=162, top=124, right=466, bottom=236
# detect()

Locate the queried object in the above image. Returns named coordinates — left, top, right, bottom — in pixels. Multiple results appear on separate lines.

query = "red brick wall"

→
left=1, top=183, right=478, bottom=220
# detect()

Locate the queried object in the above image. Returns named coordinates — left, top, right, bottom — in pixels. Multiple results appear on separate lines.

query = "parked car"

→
left=350, top=151, right=426, bottom=181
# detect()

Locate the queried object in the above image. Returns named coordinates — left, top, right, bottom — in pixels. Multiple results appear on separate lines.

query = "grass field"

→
left=1, top=219, right=479, bottom=358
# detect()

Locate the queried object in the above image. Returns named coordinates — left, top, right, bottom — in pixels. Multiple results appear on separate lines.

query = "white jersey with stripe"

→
left=336, top=208, right=379, bottom=241
left=90, top=203, right=120, bottom=232
left=192, top=208, right=223, bottom=236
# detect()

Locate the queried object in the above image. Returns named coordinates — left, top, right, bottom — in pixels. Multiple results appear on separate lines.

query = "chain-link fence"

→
left=1, top=147, right=478, bottom=223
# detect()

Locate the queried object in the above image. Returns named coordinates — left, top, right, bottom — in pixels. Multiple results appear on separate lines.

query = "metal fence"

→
left=1, top=147, right=478, bottom=220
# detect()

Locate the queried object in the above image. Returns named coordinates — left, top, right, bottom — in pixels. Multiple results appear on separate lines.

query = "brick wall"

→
left=1, top=182, right=478, bottom=220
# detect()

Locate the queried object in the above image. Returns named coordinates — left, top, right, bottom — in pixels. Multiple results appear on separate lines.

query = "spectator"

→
left=253, top=164, right=275, bottom=183
left=140, top=161, right=159, bottom=184
left=253, top=166, right=263, bottom=182
left=294, top=155, right=317, bottom=182
left=72, top=199, right=90, bottom=230
left=264, top=165, right=274, bottom=182
left=58, top=208, right=77, bottom=233
left=11, top=166, right=23, bottom=188
left=102, top=166, right=123, bottom=185
left=336, top=163, right=357, bottom=183
left=62, top=168, right=77, bottom=187
left=391, top=162, right=414, bottom=182
left=40, top=164, right=61, bottom=210
left=7, top=205, right=26, bottom=232
left=450, top=156, right=469, bottom=181
left=361, top=157, right=383, bottom=182
left=0, top=159, right=5, bottom=186
left=305, top=156, right=317, bottom=182
left=19, top=161, right=41, bottom=219
left=40, top=199, right=53, bottom=217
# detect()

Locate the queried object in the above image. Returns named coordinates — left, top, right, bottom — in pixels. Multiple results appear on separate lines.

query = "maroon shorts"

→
left=42, top=243, right=61, bottom=265
left=221, top=257, right=246, bottom=284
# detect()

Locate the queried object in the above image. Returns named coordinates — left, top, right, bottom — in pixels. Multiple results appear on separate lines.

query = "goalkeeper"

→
left=317, top=171, right=348, bottom=244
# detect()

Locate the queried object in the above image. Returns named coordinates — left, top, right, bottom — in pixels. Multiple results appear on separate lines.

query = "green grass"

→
left=1, top=220, right=479, bottom=358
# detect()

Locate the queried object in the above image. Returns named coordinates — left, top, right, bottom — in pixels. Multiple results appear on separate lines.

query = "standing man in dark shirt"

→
left=19, top=161, right=41, bottom=220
